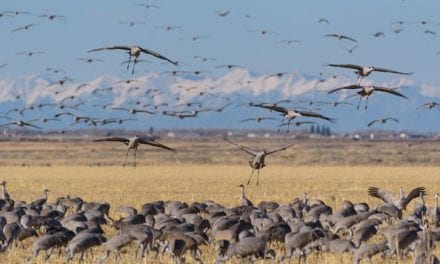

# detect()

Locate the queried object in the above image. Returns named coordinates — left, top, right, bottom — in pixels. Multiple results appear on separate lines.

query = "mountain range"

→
left=0, top=68, right=437, bottom=133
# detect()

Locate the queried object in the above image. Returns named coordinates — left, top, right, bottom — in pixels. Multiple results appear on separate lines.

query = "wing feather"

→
left=224, top=137, right=258, bottom=156
left=298, top=110, right=335, bottom=122
left=266, top=143, right=294, bottom=155
left=88, top=46, right=131, bottom=53
left=139, top=47, right=177, bottom=65
left=137, top=138, right=175, bottom=152
left=368, top=187, right=398, bottom=205
left=402, top=187, right=426, bottom=209
left=93, top=137, right=129, bottom=143
left=327, top=84, right=362, bottom=94
left=327, top=64, right=363, bottom=70
left=373, top=86, right=408, bottom=99
left=372, top=67, right=412, bottom=75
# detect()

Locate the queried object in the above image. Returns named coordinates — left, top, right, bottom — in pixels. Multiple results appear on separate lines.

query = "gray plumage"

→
left=353, top=241, right=389, bottom=264
left=215, top=237, right=271, bottom=264
left=97, top=232, right=135, bottom=264
left=66, top=233, right=107, bottom=262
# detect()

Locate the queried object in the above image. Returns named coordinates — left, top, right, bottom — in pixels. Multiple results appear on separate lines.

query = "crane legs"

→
left=123, top=148, right=130, bottom=167
left=256, top=169, right=260, bottom=186
left=247, top=168, right=255, bottom=185
left=133, top=149, right=137, bottom=167
left=356, top=97, right=362, bottom=110
left=126, top=55, right=131, bottom=70
left=247, top=168, right=261, bottom=186
left=132, top=58, right=137, bottom=74
left=277, top=117, right=285, bottom=133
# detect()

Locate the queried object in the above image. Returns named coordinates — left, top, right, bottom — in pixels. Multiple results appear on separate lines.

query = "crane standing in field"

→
left=93, top=135, right=175, bottom=167
left=224, top=137, right=294, bottom=186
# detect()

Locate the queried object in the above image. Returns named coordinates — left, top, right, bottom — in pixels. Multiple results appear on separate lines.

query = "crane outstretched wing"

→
left=249, top=103, right=288, bottom=114
left=373, top=86, right=408, bottom=99
left=88, top=46, right=131, bottom=53
left=298, top=111, right=335, bottom=122
left=327, top=84, right=362, bottom=94
left=402, top=186, right=426, bottom=209
left=372, top=67, right=412, bottom=75
left=93, top=137, right=130, bottom=144
left=224, top=137, right=258, bottom=156
left=138, top=138, right=175, bottom=152
left=266, top=143, right=294, bottom=155
left=368, top=187, right=398, bottom=205
left=139, top=47, right=177, bottom=65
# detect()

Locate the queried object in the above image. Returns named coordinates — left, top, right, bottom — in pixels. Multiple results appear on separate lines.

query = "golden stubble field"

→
left=1, top=166, right=440, bottom=263
left=1, top=139, right=440, bottom=263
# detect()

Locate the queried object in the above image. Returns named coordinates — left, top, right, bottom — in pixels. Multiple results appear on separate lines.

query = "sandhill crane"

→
left=31, top=189, right=50, bottom=208
left=26, top=230, right=75, bottom=262
left=216, top=64, right=244, bottom=69
left=352, top=241, right=389, bottom=264
left=0, top=120, right=41, bottom=129
left=215, top=237, right=273, bottom=263
left=373, top=31, right=385, bottom=37
left=11, top=23, right=37, bottom=33
left=367, top=117, right=399, bottom=127
left=156, top=25, right=181, bottom=31
left=324, top=33, right=357, bottom=42
left=413, top=192, right=427, bottom=219
left=368, top=186, right=425, bottom=210
left=119, top=21, right=145, bottom=27
left=88, top=45, right=177, bottom=74
left=111, top=107, right=155, bottom=115
left=0, top=181, right=10, bottom=200
left=16, top=51, right=44, bottom=57
left=77, top=57, right=104, bottom=63
left=328, top=84, right=407, bottom=109
left=278, top=39, right=302, bottom=45
left=249, top=103, right=334, bottom=132
left=430, top=193, right=440, bottom=227
left=97, top=233, right=135, bottom=264
left=318, top=18, right=329, bottom=24
left=237, top=184, right=253, bottom=207
left=38, top=14, right=65, bottom=20
left=93, top=135, right=175, bottom=167
left=224, top=137, right=294, bottom=185
left=215, top=10, right=230, bottom=17
left=248, top=29, right=278, bottom=36
left=240, top=117, right=277, bottom=123
left=66, top=233, right=107, bottom=262
left=418, top=101, right=440, bottom=110
left=326, top=63, right=412, bottom=84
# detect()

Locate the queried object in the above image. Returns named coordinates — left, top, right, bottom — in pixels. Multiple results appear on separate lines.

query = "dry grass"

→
left=0, top=138, right=439, bottom=166
left=1, top=165, right=440, bottom=263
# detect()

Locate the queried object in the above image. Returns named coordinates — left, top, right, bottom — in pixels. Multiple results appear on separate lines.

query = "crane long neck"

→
left=1, top=185, right=6, bottom=199
left=241, top=186, right=245, bottom=198
left=436, top=195, right=439, bottom=214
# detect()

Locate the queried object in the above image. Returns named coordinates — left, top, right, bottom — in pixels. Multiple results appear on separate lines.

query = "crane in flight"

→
left=88, top=45, right=177, bottom=74
left=93, top=135, right=175, bottom=167
left=224, top=137, right=294, bottom=186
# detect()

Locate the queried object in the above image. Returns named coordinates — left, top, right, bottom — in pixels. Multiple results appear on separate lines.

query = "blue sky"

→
left=1, top=1, right=440, bottom=132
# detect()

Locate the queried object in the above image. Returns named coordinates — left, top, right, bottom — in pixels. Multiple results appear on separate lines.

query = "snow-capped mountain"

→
left=0, top=68, right=436, bottom=132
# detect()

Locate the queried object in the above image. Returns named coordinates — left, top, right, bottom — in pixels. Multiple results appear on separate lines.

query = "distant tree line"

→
left=310, top=125, right=331, bottom=136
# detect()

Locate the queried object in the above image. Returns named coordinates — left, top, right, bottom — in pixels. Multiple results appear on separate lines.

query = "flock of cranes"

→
left=0, top=182, right=440, bottom=264
left=1, top=2, right=440, bottom=263
left=1, top=3, right=439, bottom=134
